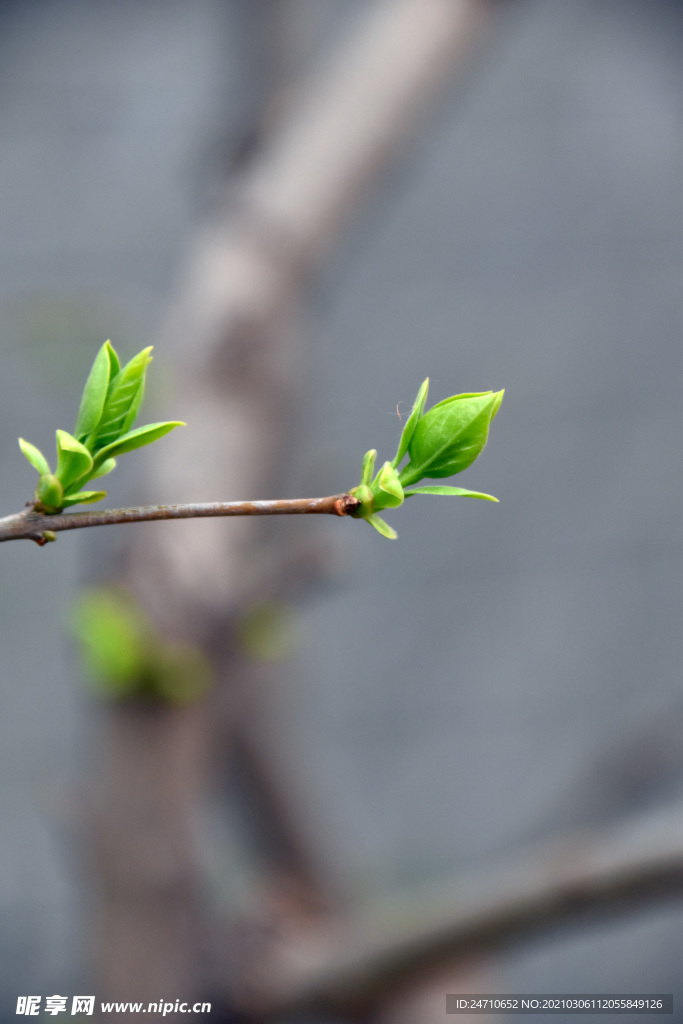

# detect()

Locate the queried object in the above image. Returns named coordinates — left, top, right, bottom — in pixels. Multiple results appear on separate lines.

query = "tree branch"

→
left=232, top=813, right=683, bottom=1019
left=0, top=495, right=359, bottom=545
left=85, top=0, right=493, bottom=1008
left=125, top=0, right=492, bottom=632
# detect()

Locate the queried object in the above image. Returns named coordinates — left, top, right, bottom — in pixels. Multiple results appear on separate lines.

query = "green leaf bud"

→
left=55, top=429, right=94, bottom=491
left=349, top=379, right=503, bottom=539
left=371, top=460, right=404, bottom=511
left=401, top=389, right=504, bottom=486
left=349, top=482, right=374, bottom=518
left=18, top=342, right=184, bottom=513
left=37, top=474, right=64, bottom=511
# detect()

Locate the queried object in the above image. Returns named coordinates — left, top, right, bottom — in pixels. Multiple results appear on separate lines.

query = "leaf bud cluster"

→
left=19, top=340, right=184, bottom=513
left=350, top=378, right=503, bottom=538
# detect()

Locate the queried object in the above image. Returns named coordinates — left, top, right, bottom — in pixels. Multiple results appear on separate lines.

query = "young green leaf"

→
left=73, top=341, right=115, bottom=442
left=55, top=430, right=94, bottom=491
left=391, top=377, right=429, bottom=468
left=372, top=460, right=404, bottom=510
left=19, top=439, right=51, bottom=476
left=119, top=372, right=146, bottom=436
left=490, top=388, right=504, bottom=420
left=359, top=448, right=377, bottom=487
left=61, top=489, right=108, bottom=508
left=89, top=346, right=153, bottom=450
left=366, top=514, right=398, bottom=539
left=403, top=484, right=499, bottom=501
left=401, top=389, right=504, bottom=485
left=92, top=420, right=185, bottom=465
left=88, top=457, right=117, bottom=480
left=106, top=339, right=120, bottom=380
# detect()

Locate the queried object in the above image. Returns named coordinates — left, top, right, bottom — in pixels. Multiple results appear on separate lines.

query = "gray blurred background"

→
left=0, top=0, right=681, bottom=1019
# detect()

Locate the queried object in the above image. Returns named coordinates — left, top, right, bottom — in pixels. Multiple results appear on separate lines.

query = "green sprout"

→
left=5, top=350, right=502, bottom=548
left=18, top=340, right=184, bottom=513
left=349, top=379, right=504, bottom=538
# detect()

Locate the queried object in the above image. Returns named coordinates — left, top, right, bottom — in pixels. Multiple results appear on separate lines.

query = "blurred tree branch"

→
left=233, top=811, right=683, bottom=1019
left=91, top=0, right=493, bottom=1013
left=122, top=0, right=492, bottom=634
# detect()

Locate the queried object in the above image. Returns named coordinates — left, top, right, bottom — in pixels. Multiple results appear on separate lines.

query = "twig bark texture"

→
left=0, top=495, right=359, bottom=545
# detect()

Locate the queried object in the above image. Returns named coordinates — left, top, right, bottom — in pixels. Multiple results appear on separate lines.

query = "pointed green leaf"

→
left=491, top=388, right=504, bottom=419
left=372, top=460, right=404, bottom=510
left=19, top=438, right=51, bottom=476
left=61, top=489, right=108, bottom=507
left=401, top=389, right=504, bottom=484
left=55, top=430, right=94, bottom=491
left=119, top=373, right=145, bottom=435
left=89, top=457, right=117, bottom=480
left=89, top=346, right=153, bottom=450
left=428, top=390, right=493, bottom=410
left=93, top=420, right=185, bottom=464
left=106, top=339, right=120, bottom=380
left=74, top=341, right=115, bottom=442
left=360, top=448, right=377, bottom=487
left=404, top=485, right=499, bottom=501
left=391, top=377, right=429, bottom=468
left=365, top=514, right=398, bottom=539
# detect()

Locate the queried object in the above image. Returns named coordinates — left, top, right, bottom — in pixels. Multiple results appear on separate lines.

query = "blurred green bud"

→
left=154, top=645, right=212, bottom=704
left=71, top=587, right=212, bottom=703
left=71, top=589, right=146, bottom=696
left=236, top=601, right=299, bottom=662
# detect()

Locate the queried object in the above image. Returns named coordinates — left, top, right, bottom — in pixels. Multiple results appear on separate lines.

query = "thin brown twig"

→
left=0, top=494, right=360, bottom=545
